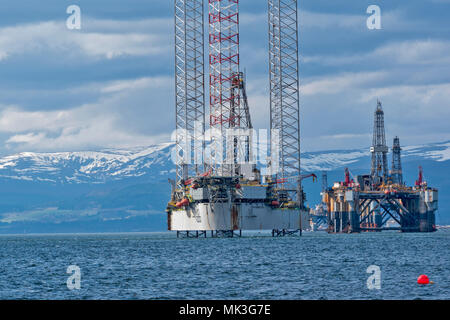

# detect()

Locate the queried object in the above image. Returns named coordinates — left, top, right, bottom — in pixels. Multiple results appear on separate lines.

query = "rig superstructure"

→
left=323, top=101, right=438, bottom=233
left=167, top=0, right=311, bottom=237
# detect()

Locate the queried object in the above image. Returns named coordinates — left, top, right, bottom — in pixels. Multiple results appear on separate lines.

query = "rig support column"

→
left=174, top=0, right=206, bottom=187
left=268, top=0, right=303, bottom=206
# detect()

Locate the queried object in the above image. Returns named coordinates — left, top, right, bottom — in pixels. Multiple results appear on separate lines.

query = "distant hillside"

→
left=0, top=141, right=448, bottom=233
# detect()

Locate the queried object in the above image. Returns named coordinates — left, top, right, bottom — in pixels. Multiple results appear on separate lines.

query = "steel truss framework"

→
left=391, top=136, right=403, bottom=185
left=175, top=0, right=206, bottom=187
left=208, top=0, right=251, bottom=176
left=370, top=101, right=388, bottom=183
left=268, top=0, right=302, bottom=205
left=358, top=194, right=419, bottom=231
left=311, top=215, right=327, bottom=228
left=325, top=189, right=437, bottom=233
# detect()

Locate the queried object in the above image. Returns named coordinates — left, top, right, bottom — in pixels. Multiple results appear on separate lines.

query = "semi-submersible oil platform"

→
left=166, top=0, right=312, bottom=237
left=322, top=101, right=439, bottom=233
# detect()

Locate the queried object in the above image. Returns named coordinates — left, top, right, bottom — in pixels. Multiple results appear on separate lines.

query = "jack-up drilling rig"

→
left=167, top=0, right=311, bottom=237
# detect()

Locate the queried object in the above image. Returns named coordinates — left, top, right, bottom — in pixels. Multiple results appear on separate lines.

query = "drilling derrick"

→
left=209, top=0, right=251, bottom=176
left=268, top=0, right=302, bottom=207
left=391, top=136, right=403, bottom=185
left=174, top=0, right=205, bottom=187
left=370, top=100, right=389, bottom=186
left=232, top=71, right=253, bottom=164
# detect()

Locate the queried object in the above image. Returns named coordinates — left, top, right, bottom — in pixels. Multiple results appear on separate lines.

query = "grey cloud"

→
left=0, top=19, right=170, bottom=62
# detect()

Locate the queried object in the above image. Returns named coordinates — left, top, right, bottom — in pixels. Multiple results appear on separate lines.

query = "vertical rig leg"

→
left=268, top=0, right=302, bottom=206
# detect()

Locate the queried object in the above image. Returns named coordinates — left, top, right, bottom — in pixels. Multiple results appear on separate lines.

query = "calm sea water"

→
left=0, top=230, right=448, bottom=300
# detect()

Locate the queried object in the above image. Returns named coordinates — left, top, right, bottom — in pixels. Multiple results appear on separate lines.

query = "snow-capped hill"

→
left=302, top=149, right=368, bottom=171
left=0, top=143, right=174, bottom=183
left=403, top=141, right=450, bottom=162
left=0, top=140, right=449, bottom=184
left=301, top=140, right=450, bottom=171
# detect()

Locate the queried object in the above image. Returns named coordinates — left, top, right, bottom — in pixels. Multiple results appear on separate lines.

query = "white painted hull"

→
left=169, top=202, right=310, bottom=231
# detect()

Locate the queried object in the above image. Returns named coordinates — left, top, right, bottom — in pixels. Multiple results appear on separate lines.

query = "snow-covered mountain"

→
left=0, top=140, right=448, bottom=233
left=1, top=141, right=449, bottom=184
left=0, top=143, right=174, bottom=184
left=302, top=141, right=450, bottom=171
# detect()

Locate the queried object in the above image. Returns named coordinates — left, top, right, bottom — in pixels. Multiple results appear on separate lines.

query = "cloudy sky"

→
left=0, top=0, right=449, bottom=155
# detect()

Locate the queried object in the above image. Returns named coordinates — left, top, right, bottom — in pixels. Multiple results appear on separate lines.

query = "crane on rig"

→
left=415, top=166, right=425, bottom=187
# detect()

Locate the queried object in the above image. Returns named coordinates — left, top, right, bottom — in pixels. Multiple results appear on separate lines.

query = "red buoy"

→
left=417, top=274, right=430, bottom=285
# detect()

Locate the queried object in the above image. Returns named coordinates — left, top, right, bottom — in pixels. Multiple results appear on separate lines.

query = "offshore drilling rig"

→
left=323, top=101, right=439, bottom=233
left=166, top=0, right=311, bottom=237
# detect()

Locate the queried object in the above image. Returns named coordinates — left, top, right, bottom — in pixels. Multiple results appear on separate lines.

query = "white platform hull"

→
left=168, top=202, right=310, bottom=231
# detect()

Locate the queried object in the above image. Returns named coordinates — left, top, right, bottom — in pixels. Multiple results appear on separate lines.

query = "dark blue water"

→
left=0, top=230, right=448, bottom=300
